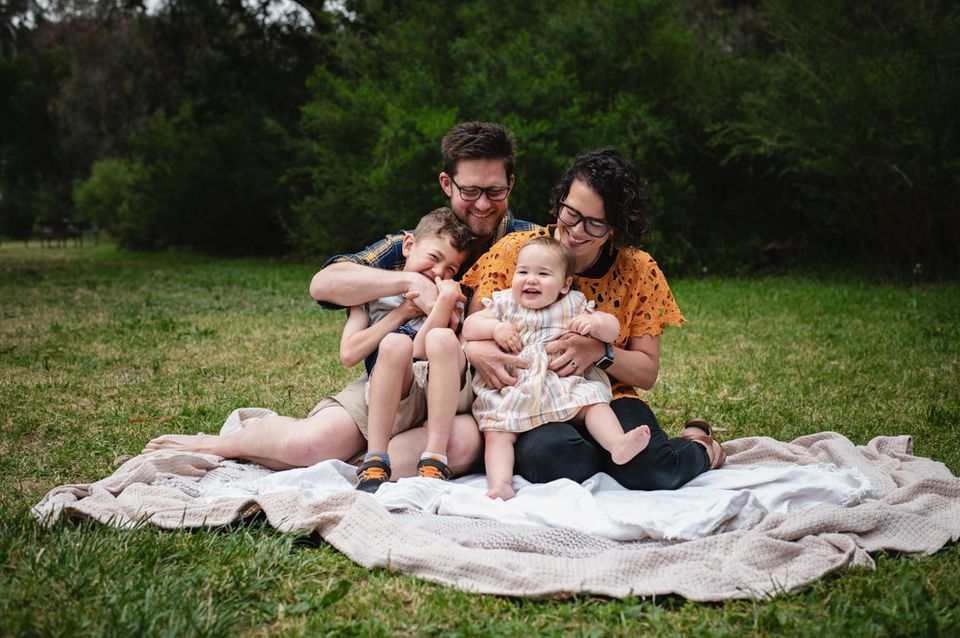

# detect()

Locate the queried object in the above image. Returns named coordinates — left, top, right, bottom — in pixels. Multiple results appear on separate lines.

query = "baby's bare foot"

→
left=142, top=434, right=216, bottom=455
left=486, top=483, right=516, bottom=501
left=611, top=425, right=651, bottom=464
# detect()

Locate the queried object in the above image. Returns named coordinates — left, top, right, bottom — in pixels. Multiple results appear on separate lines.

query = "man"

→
left=145, top=122, right=536, bottom=478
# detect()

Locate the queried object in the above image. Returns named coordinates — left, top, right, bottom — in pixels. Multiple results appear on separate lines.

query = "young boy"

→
left=337, top=207, right=477, bottom=493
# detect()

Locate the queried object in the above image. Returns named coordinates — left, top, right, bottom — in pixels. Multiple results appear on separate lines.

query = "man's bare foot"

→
left=486, top=483, right=516, bottom=500
left=610, top=424, right=651, bottom=464
left=142, top=433, right=218, bottom=455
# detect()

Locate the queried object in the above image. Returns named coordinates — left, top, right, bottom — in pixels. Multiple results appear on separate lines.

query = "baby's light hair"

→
left=518, top=236, right=576, bottom=279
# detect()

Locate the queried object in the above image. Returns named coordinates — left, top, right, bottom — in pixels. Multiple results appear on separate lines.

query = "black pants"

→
left=513, top=397, right=710, bottom=490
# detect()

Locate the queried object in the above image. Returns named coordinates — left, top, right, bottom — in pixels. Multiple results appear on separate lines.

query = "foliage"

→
left=72, top=157, right=140, bottom=233
left=1, top=244, right=959, bottom=635
left=1, top=0, right=958, bottom=275
left=710, top=0, right=960, bottom=275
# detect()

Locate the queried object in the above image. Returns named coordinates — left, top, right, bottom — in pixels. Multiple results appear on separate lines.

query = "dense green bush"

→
left=5, top=0, right=959, bottom=276
left=72, top=158, right=140, bottom=234
left=710, top=0, right=960, bottom=275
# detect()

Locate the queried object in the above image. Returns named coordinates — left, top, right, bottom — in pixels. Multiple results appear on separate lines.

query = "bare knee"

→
left=378, top=333, right=414, bottom=365
left=275, top=410, right=365, bottom=466
left=425, top=328, right=459, bottom=359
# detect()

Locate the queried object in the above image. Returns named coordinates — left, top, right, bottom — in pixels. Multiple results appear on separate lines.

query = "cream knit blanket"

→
left=32, top=431, right=960, bottom=601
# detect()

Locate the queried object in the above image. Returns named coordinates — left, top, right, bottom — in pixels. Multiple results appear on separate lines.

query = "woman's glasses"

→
left=556, top=202, right=612, bottom=238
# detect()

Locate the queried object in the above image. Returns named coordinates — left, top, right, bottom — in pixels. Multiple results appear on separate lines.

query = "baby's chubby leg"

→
left=484, top=430, right=518, bottom=500
left=580, top=403, right=650, bottom=465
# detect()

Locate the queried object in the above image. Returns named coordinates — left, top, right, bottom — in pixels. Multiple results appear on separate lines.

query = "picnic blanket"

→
left=32, top=421, right=960, bottom=601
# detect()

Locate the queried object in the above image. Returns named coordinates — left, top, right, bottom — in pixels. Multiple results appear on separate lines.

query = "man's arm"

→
left=310, top=262, right=438, bottom=310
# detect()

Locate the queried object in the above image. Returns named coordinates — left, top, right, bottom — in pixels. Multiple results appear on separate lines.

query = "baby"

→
left=462, top=236, right=651, bottom=500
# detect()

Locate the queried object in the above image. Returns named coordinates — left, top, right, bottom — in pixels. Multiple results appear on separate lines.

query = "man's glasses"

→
left=449, top=176, right=511, bottom=202
left=556, top=202, right=613, bottom=238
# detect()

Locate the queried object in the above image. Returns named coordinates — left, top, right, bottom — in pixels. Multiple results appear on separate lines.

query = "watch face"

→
left=596, top=343, right=614, bottom=369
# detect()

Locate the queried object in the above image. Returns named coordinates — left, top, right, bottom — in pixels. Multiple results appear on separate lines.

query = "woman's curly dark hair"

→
left=548, top=148, right=652, bottom=249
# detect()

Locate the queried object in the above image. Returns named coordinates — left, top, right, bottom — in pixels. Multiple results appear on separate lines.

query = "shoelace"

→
left=359, top=466, right=388, bottom=481
left=417, top=465, right=445, bottom=479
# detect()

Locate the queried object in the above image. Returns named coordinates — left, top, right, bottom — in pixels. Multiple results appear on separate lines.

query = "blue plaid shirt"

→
left=318, top=211, right=539, bottom=309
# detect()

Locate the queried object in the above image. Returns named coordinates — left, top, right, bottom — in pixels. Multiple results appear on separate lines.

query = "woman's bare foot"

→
left=610, top=424, right=651, bottom=464
left=142, top=433, right=219, bottom=455
left=486, top=482, right=516, bottom=501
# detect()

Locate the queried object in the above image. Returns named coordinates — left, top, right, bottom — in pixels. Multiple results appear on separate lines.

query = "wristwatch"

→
left=595, top=342, right=615, bottom=370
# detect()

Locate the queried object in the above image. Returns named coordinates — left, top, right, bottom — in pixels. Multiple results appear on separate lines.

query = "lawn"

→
left=1, top=242, right=958, bottom=637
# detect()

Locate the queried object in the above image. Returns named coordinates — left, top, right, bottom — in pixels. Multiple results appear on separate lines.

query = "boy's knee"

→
left=425, top=328, right=458, bottom=358
left=379, top=332, right=414, bottom=362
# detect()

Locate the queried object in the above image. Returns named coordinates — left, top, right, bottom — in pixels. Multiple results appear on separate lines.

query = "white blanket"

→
left=200, top=459, right=876, bottom=542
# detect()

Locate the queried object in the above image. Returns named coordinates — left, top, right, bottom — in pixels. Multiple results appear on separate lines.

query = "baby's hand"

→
left=493, top=322, right=522, bottom=353
left=568, top=313, right=597, bottom=336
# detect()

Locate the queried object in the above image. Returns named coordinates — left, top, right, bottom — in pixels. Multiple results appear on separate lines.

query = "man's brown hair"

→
left=441, top=122, right=516, bottom=180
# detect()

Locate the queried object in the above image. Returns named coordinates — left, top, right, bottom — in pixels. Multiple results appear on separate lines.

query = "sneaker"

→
left=416, top=457, right=451, bottom=480
left=356, top=457, right=391, bottom=493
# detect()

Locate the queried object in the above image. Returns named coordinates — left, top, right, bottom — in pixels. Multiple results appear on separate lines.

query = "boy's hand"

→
left=493, top=322, right=522, bottom=353
left=435, top=277, right=464, bottom=301
left=568, top=312, right=597, bottom=336
left=405, top=273, right=439, bottom=314
left=399, top=291, right=426, bottom=320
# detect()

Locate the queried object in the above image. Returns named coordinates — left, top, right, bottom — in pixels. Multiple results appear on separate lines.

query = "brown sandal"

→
left=680, top=419, right=726, bottom=469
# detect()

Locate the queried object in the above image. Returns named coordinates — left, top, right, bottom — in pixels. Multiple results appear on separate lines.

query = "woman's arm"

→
left=606, top=334, right=660, bottom=390
left=545, top=333, right=660, bottom=390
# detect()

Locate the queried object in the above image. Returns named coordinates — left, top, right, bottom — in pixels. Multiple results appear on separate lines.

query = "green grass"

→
left=1, top=242, right=958, bottom=637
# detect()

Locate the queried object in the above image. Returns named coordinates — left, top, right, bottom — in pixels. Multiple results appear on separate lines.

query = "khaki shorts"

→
left=308, top=361, right=474, bottom=440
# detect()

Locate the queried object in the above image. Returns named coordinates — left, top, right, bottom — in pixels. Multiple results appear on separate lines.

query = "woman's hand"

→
left=545, top=333, right=605, bottom=377
left=464, top=339, right=529, bottom=389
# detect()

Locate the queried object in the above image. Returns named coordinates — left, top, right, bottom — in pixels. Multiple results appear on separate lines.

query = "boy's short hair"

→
left=441, top=122, right=516, bottom=180
left=413, top=207, right=476, bottom=254
left=519, top=236, right=576, bottom=279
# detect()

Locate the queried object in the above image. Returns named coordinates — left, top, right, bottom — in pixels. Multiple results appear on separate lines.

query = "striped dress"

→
left=472, top=289, right=613, bottom=433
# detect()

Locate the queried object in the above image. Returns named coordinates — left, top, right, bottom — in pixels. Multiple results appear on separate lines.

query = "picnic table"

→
left=32, top=219, right=98, bottom=247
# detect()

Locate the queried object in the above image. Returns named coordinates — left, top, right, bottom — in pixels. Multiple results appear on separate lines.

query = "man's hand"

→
left=464, top=339, right=529, bottom=390
left=545, top=332, right=605, bottom=377
left=406, top=273, right=440, bottom=314
left=398, top=291, right=425, bottom=321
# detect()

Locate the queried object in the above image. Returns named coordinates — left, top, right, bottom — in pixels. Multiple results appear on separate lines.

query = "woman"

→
left=461, top=148, right=724, bottom=490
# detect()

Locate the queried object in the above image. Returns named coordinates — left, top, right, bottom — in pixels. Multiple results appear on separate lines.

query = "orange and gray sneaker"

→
left=356, top=456, right=391, bottom=493
left=416, top=457, right=451, bottom=480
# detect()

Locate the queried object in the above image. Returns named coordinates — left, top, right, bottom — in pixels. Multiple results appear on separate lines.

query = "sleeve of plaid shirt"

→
left=316, top=232, right=408, bottom=310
